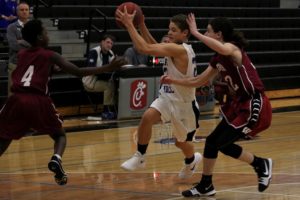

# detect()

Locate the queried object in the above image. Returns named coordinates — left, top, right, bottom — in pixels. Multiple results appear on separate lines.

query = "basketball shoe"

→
left=48, top=155, right=68, bottom=185
left=254, top=158, right=273, bottom=192
left=101, top=111, right=117, bottom=120
left=178, top=152, right=202, bottom=179
left=182, top=181, right=216, bottom=197
left=121, top=151, right=145, bottom=171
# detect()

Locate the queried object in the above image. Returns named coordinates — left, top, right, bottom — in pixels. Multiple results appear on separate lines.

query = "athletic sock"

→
left=54, top=154, right=62, bottom=160
left=137, top=143, right=148, bottom=155
left=185, top=155, right=195, bottom=164
left=201, top=174, right=213, bottom=184
left=251, top=155, right=262, bottom=167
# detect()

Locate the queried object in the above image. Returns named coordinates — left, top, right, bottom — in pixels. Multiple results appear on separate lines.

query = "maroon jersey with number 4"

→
left=210, top=48, right=272, bottom=136
left=11, top=47, right=54, bottom=95
left=0, top=47, right=63, bottom=140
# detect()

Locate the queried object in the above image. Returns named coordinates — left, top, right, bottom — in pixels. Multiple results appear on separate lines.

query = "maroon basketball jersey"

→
left=11, top=47, right=54, bottom=95
left=209, top=47, right=271, bottom=133
left=210, top=49, right=265, bottom=99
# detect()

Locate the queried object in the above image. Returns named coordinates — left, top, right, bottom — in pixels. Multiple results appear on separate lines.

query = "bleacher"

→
left=1, top=0, right=300, bottom=116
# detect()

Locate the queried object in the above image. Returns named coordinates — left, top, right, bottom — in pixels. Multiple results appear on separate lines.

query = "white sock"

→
left=54, top=154, right=62, bottom=160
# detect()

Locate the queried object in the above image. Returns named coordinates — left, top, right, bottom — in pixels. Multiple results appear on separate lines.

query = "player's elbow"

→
left=217, top=45, right=233, bottom=56
left=135, top=47, right=147, bottom=55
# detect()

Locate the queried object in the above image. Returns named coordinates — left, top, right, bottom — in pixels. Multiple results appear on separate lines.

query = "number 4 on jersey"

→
left=21, top=65, right=34, bottom=86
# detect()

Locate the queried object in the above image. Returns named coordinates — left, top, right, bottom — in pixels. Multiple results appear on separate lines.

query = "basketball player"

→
left=161, top=14, right=273, bottom=197
left=0, top=19, right=126, bottom=185
left=116, top=9, right=202, bottom=178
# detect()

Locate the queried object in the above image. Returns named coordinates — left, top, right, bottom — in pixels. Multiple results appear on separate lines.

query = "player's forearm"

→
left=139, top=23, right=157, bottom=44
left=69, top=66, right=109, bottom=77
left=170, top=76, right=203, bottom=88
left=127, top=23, right=150, bottom=54
left=172, top=68, right=215, bottom=88
left=193, top=32, right=229, bottom=55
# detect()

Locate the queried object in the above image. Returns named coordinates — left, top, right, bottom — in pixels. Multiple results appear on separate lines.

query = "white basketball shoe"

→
left=121, top=151, right=146, bottom=171
left=178, top=152, right=202, bottom=179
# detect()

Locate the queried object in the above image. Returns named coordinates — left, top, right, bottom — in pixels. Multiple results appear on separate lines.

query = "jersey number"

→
left=224, top=75, right=239, bottom=91
left=21, top=65, right=34, bottom=87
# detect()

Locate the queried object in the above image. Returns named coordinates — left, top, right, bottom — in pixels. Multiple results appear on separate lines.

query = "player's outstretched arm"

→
left=161, top=65, right=218, bottom=88
left=139, top=15, right=158, bottom=44
left=116, top=7, right=186, bottom=58
left=187, top=13, right=235, bottom=56
left=50, top=52, right=127, bottom=77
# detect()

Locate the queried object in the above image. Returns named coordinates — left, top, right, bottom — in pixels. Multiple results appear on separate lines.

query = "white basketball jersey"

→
left=159, top=43, right=197, bottom=102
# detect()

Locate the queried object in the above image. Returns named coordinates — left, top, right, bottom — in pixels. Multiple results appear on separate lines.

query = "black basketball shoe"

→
left=254, top=158, right=273, bottom=192
left=48, top=155, right=68, bottom=185
left=182, top=182, right=216, bottom=197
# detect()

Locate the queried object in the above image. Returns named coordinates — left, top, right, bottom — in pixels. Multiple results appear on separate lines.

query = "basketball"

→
left=115, top=2, right=143, bottom=29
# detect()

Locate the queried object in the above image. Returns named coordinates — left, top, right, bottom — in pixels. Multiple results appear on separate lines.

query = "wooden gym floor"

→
left=0, top=105, right=299, bottom=199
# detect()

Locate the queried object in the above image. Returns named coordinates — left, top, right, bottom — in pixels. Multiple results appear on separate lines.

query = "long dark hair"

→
left=209, top=17, right=248, bottom=48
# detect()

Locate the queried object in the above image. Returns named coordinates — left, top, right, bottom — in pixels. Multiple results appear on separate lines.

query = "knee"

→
left=203, top=136, right=219, bottom=158
left=175, top=140, right=184, bottom=148
left=175, top=140, right=180, bottom=148
left=56, top=133, right=66, bottom=140
left=205, top=134, right=218, bottom=148
left=219, top=145, right=242, bottom=159
left=141, top=109, right=160, bottom=125
left=141, top=113, right=153, bottom=125
left=51, top=131, right=66, bottom=142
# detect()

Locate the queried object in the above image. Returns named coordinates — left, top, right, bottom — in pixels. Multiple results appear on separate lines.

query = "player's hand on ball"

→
left=115, top=6, right=136, bottom=29
left=115, top=2, right=143, bottom=29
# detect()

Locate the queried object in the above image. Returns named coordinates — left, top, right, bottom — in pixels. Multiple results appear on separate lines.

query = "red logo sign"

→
left=130, top=80, right=147, bottom=110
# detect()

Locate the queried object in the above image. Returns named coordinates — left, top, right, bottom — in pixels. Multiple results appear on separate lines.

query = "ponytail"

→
left=232, top=30, right=249, bottom=48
